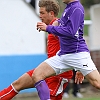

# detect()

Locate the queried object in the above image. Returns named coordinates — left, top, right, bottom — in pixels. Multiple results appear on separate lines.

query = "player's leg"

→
left=32, top=62, right=56, bottom=82
left=63, top=83, right=70, bottom=98
left=12, top=70, right=34, bottom=91
left=0, top=70, right=34, bottom=100
left=32, top=62, right=56, bottom=100
left=72, top=70, right=83, bottom=98
left=62, top=52, right=100, bottom=90
left=79, top=53, right=100, bottom=89
left=0, top=84, right=18, bottom=100
left=32, top=55, right=71, bottom=100
left=85, top=69, right=100, bottom=89
left=74, top=52, right=100, bottom=90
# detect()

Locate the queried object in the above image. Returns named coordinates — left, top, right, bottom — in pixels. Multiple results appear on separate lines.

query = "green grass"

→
left=13, top=92, right=100, bottom=100
left=13, top=96, right=100, bottom=100
left=67, top=98, right=100, bottom=100
left=62, top=93, right=100, bottom=100
left=63, top=98, right=100, bottom=100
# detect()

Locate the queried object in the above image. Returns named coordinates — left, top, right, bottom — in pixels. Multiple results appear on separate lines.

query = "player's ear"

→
left=49, top=11, right=54, bottom=16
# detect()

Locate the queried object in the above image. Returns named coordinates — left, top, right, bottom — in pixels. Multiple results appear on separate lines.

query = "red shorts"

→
left=27, top=69, right=73, bottom=100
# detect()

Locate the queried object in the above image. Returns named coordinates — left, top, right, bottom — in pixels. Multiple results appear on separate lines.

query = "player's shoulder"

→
left=70, top=3, right=84, bottom=14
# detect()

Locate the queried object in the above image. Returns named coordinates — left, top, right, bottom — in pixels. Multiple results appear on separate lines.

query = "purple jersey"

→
left=46, top=1, right=89, bottom=55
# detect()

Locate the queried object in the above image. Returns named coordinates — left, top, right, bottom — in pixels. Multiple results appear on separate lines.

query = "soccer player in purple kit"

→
left=33, top=0, right=100, bottom=100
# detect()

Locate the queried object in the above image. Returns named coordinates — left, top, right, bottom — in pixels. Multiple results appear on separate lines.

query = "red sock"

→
left=0, top=84, right=18, bottom=100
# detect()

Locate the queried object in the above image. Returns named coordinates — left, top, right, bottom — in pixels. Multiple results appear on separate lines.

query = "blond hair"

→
left=39, top=0, right=60, bottom=17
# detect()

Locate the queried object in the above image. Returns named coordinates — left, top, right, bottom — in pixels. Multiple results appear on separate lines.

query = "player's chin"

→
left=41, top=20, right=46, bottom=24
left=41, top=19, right=44, bottom=22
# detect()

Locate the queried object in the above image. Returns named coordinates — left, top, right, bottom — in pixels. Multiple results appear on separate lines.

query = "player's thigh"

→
left=85, top=69, right=100, bottom=88
left=33, top=62, right=56, bottom=81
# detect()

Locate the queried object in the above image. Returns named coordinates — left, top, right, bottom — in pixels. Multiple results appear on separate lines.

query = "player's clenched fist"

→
left=37, top=22, right=47, bottom=32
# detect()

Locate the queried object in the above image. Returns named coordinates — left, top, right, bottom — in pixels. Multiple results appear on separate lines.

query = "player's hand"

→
left=75, top=71, right=84, bottom=84
left=37, top=22, right=47, bottom=32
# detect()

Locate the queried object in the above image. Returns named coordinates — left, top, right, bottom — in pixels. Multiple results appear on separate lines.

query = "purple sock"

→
left=34, top=80, right=50, bottom=100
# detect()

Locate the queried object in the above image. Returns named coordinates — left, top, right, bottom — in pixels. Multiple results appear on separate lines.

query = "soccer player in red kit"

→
left=0, top=0, right=84, bottom=100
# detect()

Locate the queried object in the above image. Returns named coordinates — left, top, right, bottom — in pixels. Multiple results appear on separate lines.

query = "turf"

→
left=12, top=92, right=100, bottom=100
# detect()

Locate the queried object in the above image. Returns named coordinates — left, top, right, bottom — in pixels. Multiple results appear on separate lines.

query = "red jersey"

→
left=47, top=19, right=60, bottom=58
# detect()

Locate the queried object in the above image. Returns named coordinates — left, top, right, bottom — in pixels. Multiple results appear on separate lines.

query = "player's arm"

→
left=37, top=19, right=59, bottom=32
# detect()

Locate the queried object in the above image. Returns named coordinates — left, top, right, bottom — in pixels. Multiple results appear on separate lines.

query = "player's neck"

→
left=69, top=0, right=79, bottom=3
left=49, top=17, right=57, bottom=25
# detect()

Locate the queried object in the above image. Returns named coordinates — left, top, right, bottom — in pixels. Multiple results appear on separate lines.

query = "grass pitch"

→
left=13, top=91, right=100, bottom=100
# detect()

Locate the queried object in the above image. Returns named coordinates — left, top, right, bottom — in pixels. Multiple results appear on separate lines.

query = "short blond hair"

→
left=39, top=0, right=60, bottom=17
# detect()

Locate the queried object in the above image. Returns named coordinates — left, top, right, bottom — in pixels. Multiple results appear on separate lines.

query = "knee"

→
left=32, top=72, right=45, bottom=83
left=91, top=80, right=100, bottom=89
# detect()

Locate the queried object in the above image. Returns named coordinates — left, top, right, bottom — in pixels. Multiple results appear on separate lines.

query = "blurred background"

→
left=0, top=0, right=100, bottom=100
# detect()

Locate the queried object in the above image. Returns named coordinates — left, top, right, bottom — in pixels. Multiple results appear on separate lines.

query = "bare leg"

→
left=32, top=62, right=56, bottom=100
left=85, top=70, right=100, bottom=89
left=12, top=73, right=34, bottom=92
left=32, top=62, right=56, bottom=82
left=0, top=72, right=34, bottom=100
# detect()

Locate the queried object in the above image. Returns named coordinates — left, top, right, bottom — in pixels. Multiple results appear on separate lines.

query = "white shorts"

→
left=44, top=52, right=97, bottom=76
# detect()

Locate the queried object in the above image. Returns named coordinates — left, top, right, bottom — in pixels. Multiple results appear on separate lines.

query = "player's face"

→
left=39, top=7, right=53, bottom=25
